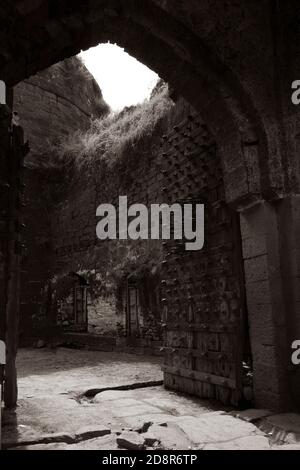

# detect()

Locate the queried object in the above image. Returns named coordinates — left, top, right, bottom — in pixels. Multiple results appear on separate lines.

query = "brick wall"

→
left=14, top=56, right=108, bottom=165
left=47, top=99, right=248, bottom=389
left=88, top=296, right=116, bottom=336
left=13, top=57, right=108, bottom=342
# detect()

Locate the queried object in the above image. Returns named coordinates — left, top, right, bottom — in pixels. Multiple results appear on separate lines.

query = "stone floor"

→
left=2, top=348, right=300, bottom=450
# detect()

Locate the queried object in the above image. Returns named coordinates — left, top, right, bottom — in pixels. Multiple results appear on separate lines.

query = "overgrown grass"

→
left=55, top=83, right=173, bottom=169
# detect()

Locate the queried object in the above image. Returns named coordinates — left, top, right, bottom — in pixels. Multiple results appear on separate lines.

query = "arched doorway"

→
left=0, top=0, right=298, bottom=412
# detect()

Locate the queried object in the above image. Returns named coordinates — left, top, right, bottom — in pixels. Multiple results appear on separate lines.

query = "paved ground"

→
left=2, top=348, right=300, bottom=450
left=15, top=347, right=163, bottom=398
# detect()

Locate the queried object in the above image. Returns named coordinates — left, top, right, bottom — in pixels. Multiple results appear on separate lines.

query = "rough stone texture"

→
left=12, top=57, right=109, bottom=344
left=1, top=0, right=299, bottom=200
left=168, top=412, right=264, bottom=445
left=15, top=348, right=162, bottom=399
left=3, top=345, right=299, bottom=451
left=14, top=56, right=108, bottom=164
left=259, top=413, right=300, bottom=444
left=1, top=348, right=227, bottom=449
left=46, top=100, right=247, bottom=406
left=0, top=0, right=299, bottom=411
left=0, top=105, right=12, bottom=352
left=142, top=423, right=193, bottom=450
left=231, top=409, right=274, bottom=423
left=88, top=297, right=116, bottom=336
left=116, top=431, right=145, bottom=450
left=239, top=201, right=300, bottom=411
left=203, top=435, right=271, bottom=451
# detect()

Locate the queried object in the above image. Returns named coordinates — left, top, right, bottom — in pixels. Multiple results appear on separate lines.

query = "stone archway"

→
left=1, top=0, right=270, bottom=205
left=0, top=0, right=299, bottom=411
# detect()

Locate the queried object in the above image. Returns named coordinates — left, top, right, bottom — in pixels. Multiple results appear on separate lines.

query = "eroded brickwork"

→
left=158, top=114, right=248, bottom=405
left=46, top=101, right=248, bottom=404
left=1, top=0, right=300, bottom=410
left=14, top=57, right=108, bottom=342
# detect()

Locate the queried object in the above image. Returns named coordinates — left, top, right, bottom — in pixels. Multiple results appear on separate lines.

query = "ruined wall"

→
left=0, top=106, right=11, bottom=348
left=49, top=97, right=248, bottom=382
left=14, top=56, right=108, bottom=165
left=88, top=296, right=116, bottom=336
left=2, top=1, right=299, bottom=201
left=13, top=57, right=108, bottom=343
left=50, top=105, right=167, bottom=344
left=2, top=0, right=296, bottom=408
left=159, top=113, right=249, bottom=406
left=0, top=104, right=27, bottom=407
left=13, top=59, right=249, bottom=400
left=0, top=0, right=299, bottom=410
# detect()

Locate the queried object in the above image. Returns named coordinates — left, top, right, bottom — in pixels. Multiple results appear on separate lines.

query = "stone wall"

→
left=49, top=100, right=167, bottom=346
left=2, top=1, right=299, bottom=202
left=0, top=103, right=27, bottom=407
left=0, top=0, right=299, bottom=410
left=13, top=57, right=108, bottom=343
left=14, top=56, right=108, bottom=165
left=0, top=105, right=11, bottom=348
left=47, top=96, right=249, bottom=404
left=88, top=296, right=116, bottom=336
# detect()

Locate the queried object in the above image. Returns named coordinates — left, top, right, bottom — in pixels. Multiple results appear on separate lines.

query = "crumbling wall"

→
left=0, top=0, right=299, bottom=410
left=13, top=57, right=108, bottom=343
left=49, top=96, right=247, bottom=374
left=14, top=56, right=109, bottom=165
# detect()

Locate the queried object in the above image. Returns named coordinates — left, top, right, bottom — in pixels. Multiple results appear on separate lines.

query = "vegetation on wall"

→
left=48, top=82, right=173, bottom=292
left=54, top=82, right=173, bottom=170
left=40, top=82, right=175, bottom=341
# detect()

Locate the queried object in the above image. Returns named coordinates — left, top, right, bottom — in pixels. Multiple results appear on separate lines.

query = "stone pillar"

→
left=0, top=100, right=11, bottom=413
left=240, top=196, right=300, bottom=411
left=0, top=103, right=11, bottom=343
left=278, top=195, right=300, bottom=408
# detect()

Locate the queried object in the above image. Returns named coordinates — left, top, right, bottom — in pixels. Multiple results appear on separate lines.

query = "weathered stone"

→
left=231, top=409, right=274, bottom=423
left=260, top=413, right=300, bottom=444
left=204, top=435, right=271, bottom=450
left=112, top=402, right=163, bottom=418
left=142, top=423, right=193, bottom=450
left=116, top=431, right=145, bottom=450
left=93, top=390, right=132, bottom=403
left=124, top=413, right=181, bottom=430
left=93, top=396, right=139, bottom=406
left=14, top=56, right=108, bottom=165
left=170, top=413, right=262, bottom=445
left=264, top=413, right=300, bottom=434
left=0, top=0, right=300, bottom=415
left=75, top=425, right=111, bottom=441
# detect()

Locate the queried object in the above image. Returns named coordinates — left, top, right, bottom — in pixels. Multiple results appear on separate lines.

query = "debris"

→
left=142, top=423, right=192, bottom=450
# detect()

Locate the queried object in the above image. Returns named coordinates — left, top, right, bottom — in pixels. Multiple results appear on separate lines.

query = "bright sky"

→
left=80, top=43, right=159, bottom=111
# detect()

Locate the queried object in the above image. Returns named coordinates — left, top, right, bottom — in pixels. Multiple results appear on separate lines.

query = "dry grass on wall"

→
left=55, top=83, right=173, bottom=170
